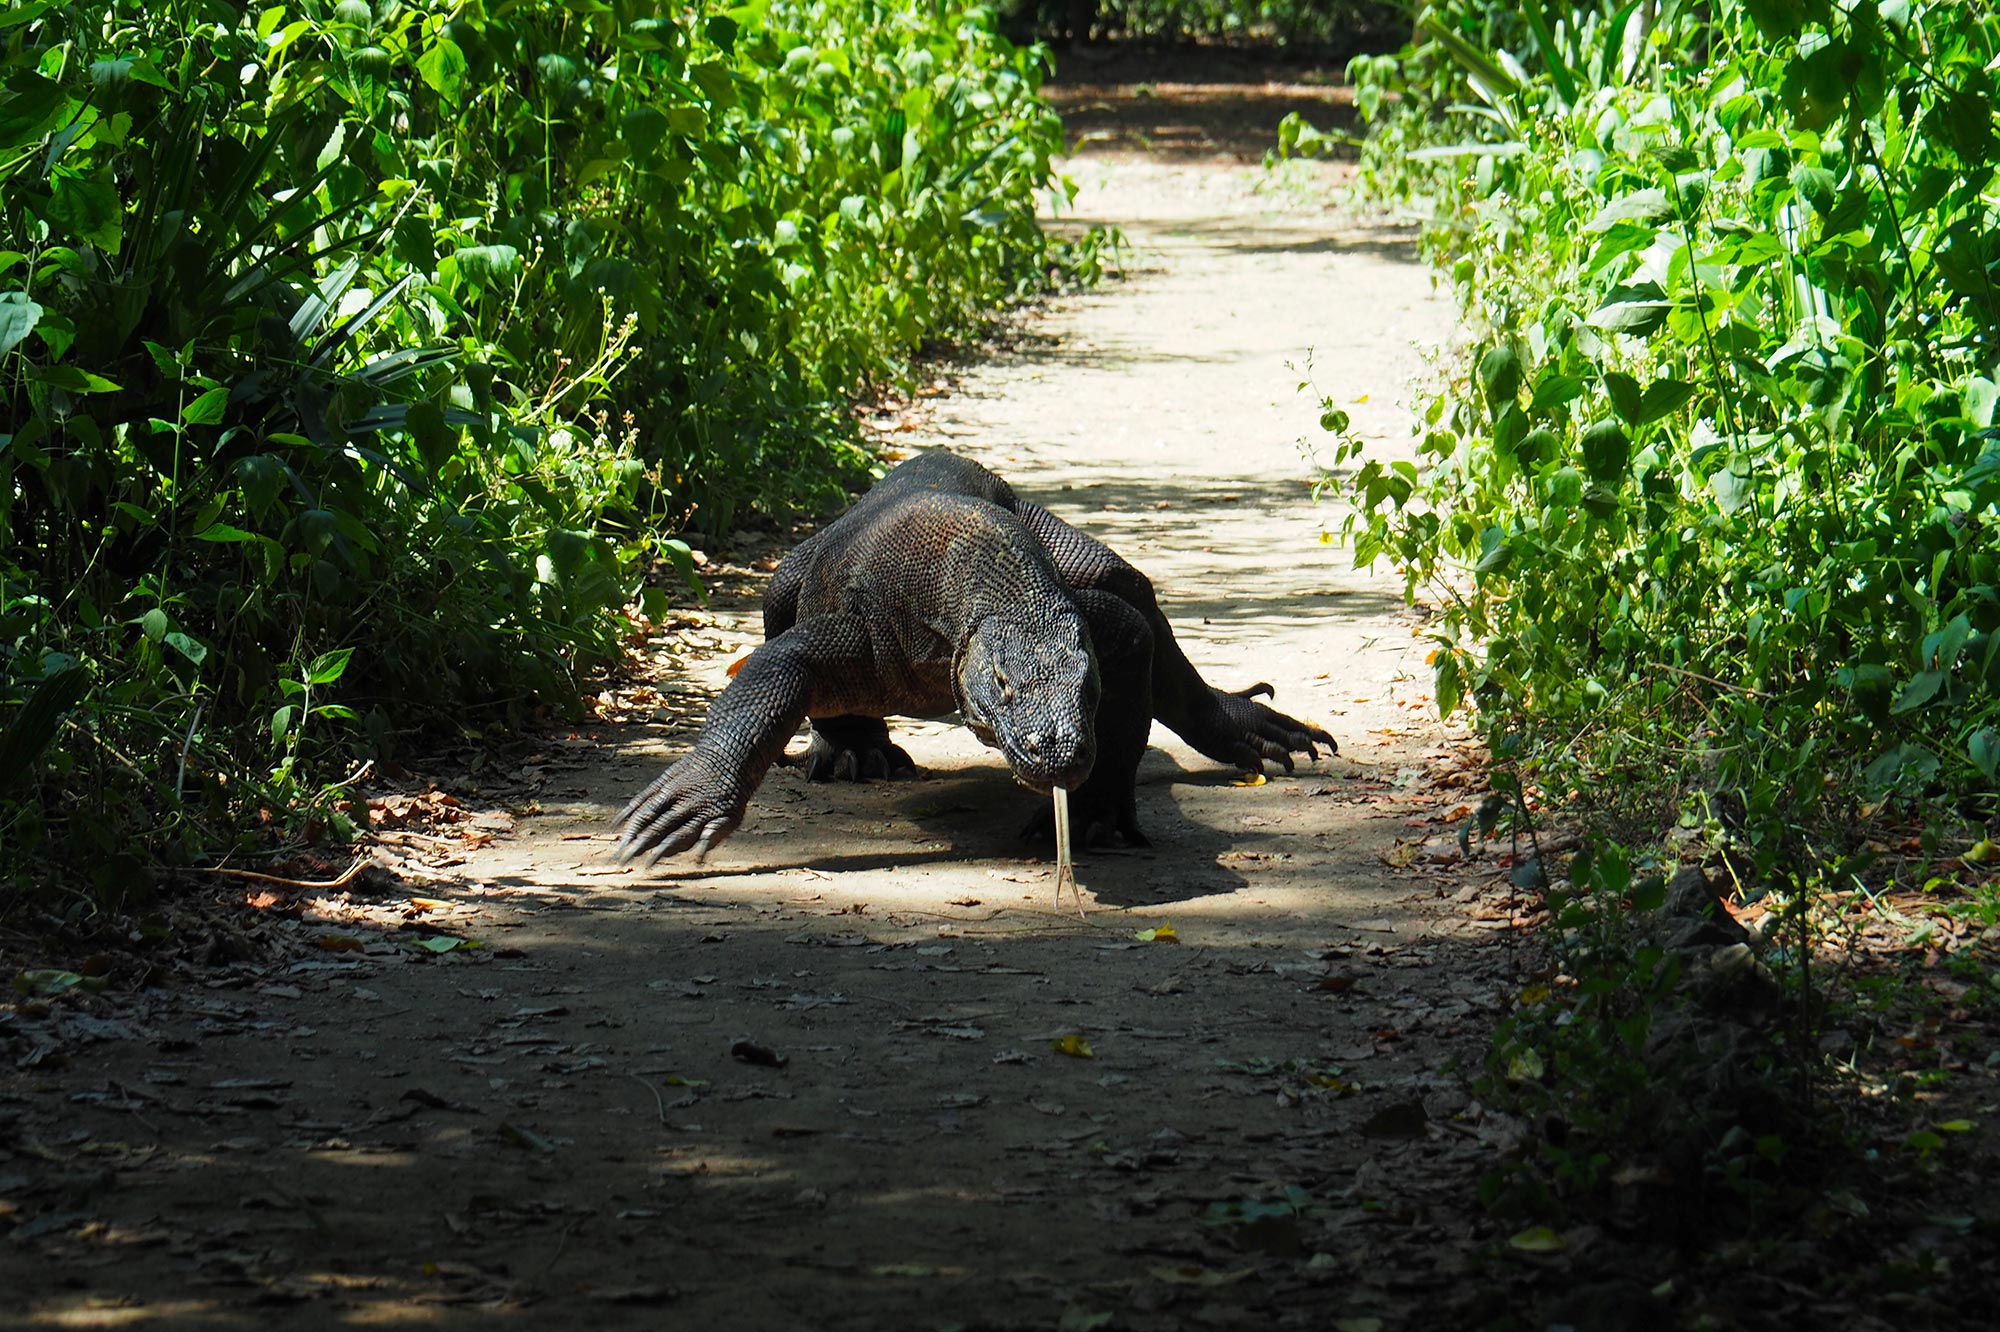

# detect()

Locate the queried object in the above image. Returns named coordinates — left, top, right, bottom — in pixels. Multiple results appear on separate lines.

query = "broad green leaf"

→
left=1478, top=344, right=1522, bottom=410
left=165, top=632, right=208, bottom=667
left=1580, top=421, right=1632, bottom=482
left=1789, top=164, right=1837, bottom=213
left=1528, top=373, right=1584, bottom=412
left=0, top=72, right=64, bottom=151
left=31, top=364, right=121, bottom=393
left=182, top=386, right=229, bottom=425
left=1637, top=379, right=1696, bottom=424
left=0, top=290, right=42, bottom=356
left=1583, top=189, right=1671, bottom=232
left=46, top=177, right=121, bottom=251
left=1603, top=371, right=1643, bottom=424
left=1891, top=671, right=1945, bottom=714
left=1971, top=729, right=2000, bottom=782
left=417, top=38, right=467, bottom=104
left=307, top=647, right=354, bottom=685
left=453, top=244, right=521, bottom=285
left=1588, top=289, right=1672, bottom=335
left=0, top=664, right=89, bottom=786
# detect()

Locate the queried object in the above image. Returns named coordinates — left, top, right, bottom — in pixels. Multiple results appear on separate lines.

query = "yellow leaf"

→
left=318, top=934, right=365, bottom=953
left=1506, top=1048, right=1545, bottom=1082
left=1133, top=922, right=1178, bottom=943
left=1231, top=772, right=1268, bottom=787
left=1509, top=1225, right=1566, bottom=1253
left=1355, top=393, right=1371, bottom=404
left=1318, top=531, right=1334, bottom=544
left=1962, top=839, right=1997, bottom=864
left=1425, top=648, right=1440, bottom=665
left=1051, top=1034, right=1095, bottom=1059
left=1937, top=1119, right=1976, bottom=1132
left=1519, top=983, right=1551, bottom=1005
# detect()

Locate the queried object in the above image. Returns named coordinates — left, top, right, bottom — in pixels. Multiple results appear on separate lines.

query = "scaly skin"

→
left=616, top=451, right=1334, bottom=862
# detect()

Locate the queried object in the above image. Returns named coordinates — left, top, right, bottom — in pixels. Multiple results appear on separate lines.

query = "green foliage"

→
left=1305, top=1, right=2000, bottom=879
left=0, top=0, right=1086, bottom=888
left=1004, top=0, right=1403, bottom=48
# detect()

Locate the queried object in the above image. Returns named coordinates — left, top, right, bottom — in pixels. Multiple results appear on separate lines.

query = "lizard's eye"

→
left=993, top=668, right=1012, bottom=699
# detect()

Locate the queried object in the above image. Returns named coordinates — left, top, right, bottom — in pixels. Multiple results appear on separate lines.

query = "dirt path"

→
left=1, top=128, right=1550, bottom=1329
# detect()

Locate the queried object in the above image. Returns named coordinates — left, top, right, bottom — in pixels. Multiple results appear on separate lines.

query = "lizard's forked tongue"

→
left=1052, top=787, right=1082, bottom=918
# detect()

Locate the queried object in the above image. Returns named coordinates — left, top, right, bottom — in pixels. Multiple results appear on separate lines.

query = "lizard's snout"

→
left=1007, top=724, right=1094, bottom=792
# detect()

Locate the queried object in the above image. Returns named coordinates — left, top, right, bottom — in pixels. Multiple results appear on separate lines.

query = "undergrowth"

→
left=0, top=0, right=1105, bottom=900
left=1285, top=0, right=2000, bottom=1306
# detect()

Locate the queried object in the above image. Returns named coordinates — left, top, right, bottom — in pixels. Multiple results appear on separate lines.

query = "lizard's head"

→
left=955, top=615, right=1099, bottom=793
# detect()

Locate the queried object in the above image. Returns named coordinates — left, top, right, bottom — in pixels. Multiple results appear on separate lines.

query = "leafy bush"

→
left=1004, top=0, right=1405, bottom=50
left=0, top=0, right=1086, bottom=888
left=1302, top=1, right=2000, bottom=879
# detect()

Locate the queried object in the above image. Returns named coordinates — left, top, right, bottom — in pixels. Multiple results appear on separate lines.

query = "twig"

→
left=1650, top=661, right=1774, bottom=700
left=201, top=859, right=369, bottom=891
left=624, top=1071, right=669, bottom=1125
left=174, top=700, right=204, bottom=802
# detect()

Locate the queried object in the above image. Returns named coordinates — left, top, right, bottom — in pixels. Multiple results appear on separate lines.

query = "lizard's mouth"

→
left=1001, top=730, right=1094, bottom=794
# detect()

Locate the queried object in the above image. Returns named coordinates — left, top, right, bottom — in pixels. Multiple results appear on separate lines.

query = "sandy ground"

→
left=0, top=139, right=1562, bottom=1329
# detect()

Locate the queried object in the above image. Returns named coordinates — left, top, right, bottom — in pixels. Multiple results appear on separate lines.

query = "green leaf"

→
left=1790, top=164, right=1837, bottom=213
left=417, top=38, right=467, bottom=104
left=182, top=386, right=229, bottom=425
left=1637, top=379, right=1696, bottom=424
left=453, top=244, right=521, bottom=285
left=1865, top=742, right=1940, bottom=794
left=1544, top=466, right=1584, bottom=508
left=14, top=968, right=84, bottom=996
left=0, top=664, right=89, bottom=787
left=1528, top=374, right=1584, bottom=413
left=0, top=289, right=43, bottom=356
left=139, top=607, right=168, bottom=642
left=1588, top=284, right=1672, bottom=335
left=1508, top=1225, right=1567, bottom=1253
left=165, top=632, right=208, bottom=667
left=1518, top=2, right=1578, bottom=107
left=306, top=648, right=354, bottom=686
left=1580, top=421, right=1632, bottom=482
left=0, top=72, right=64, bottom=152
left=46, top=176, right=121, bottom=252
left=30, top=364, right=120, bottom=393
left=1478, top=344, right=1522, bottom=410
left=1892, top=670, right=1945, bottom=715
left=1583, top=189, right=1671, bottom=232
left=1971, top=729, right=2000, bottom=783
left=1603, top=372, right=1642, bottom=425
